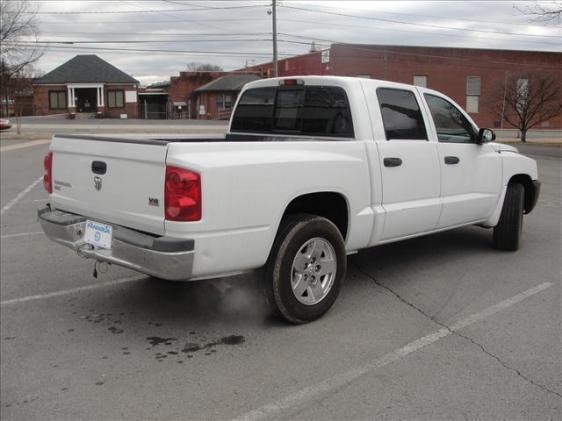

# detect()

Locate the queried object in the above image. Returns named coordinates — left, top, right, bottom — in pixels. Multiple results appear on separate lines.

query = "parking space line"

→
left=0, top=275, right=145, bottom=307
left=1, top=231, right=44, bottom=239
left=233, top=282, right=553, bottom=421
left=0, top=176, right=42, bottom=216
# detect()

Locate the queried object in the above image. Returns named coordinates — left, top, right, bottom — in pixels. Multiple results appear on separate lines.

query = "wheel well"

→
left=281, top=192, right=349, bottom=240
left=509, top=174, right=534, bottom=214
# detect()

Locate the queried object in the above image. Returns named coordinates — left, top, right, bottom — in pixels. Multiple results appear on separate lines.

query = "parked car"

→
left=0, top=119, right=12, bottom=130
left=38, top=76, right=540, bottom=323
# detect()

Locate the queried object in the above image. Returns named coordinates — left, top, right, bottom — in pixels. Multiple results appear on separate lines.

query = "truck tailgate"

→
left=49, top=135, right=167, bottom=235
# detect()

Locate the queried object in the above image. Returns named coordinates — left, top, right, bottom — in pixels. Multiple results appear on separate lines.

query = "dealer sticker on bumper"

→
left=84, top=220, right=113, bottom=249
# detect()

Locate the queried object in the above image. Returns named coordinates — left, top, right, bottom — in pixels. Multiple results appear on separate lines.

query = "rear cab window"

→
left=230, top=85, right=354, bottom=139
left=376, top=88, right=427, bottom=140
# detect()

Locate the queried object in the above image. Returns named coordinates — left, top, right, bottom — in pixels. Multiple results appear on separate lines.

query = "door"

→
left=422, top=93, right=502, bottom=228
left=374, top=87, right=442, bottom=240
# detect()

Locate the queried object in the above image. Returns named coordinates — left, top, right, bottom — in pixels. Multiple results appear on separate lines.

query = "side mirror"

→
left=477, top=128, right=496, bottom=144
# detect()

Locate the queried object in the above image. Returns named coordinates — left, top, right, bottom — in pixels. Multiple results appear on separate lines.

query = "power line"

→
left=16, top=38, right=314, bottom=45
left=283, top=1, right=561, bottom=29
left=121, top=0, right=223, bottom=32
left=278, top=28, right=561, bottom=48
left=280, top=5, right=562, bottom=39
left=16, top=4, right=269, bottom=14
left=35, top=27, right=559, bottom=48
left=40, top=31, right=273, bottom=37
left=8, top=42, right=298, bottom=58
left=35, top=16, right=269, bottom=25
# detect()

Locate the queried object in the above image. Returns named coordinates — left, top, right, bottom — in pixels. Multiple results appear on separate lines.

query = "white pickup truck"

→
left=39, top=76, right=540, bottom=323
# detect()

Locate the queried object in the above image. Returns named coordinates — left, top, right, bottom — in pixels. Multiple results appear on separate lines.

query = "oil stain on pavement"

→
left=74, top=309, right=246, bottom=364
left=148, top=334, right=245, bottom=362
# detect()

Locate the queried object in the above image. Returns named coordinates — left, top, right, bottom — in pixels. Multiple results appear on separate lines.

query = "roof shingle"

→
left=34, top=55, right=139, bottom=84
left=194, top=74, right=261, bottom=92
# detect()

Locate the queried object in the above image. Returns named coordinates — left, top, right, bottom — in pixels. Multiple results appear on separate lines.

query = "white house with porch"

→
left=33, top=55, right=139, bottom=118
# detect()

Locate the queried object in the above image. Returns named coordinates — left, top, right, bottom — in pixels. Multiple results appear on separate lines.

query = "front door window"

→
left=424, top=94, right=475, bottom=143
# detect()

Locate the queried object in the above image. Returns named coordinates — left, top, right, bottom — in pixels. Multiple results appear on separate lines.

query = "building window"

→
left=376, top=88, right=427, bottom=141
left=224, top=95, right=232, bottom=109
left=413, top=75, right=427, bottom=87
left=49, top=91, right=67, bottom=109
left=216, top=94, right=233, bottom=111
left=516, top=78, right=529, bottom=112
left=466, top=96, right=479, bottom=113
left=321, top=49, right=330, bottom=64
left=466, top=76, right=480, bottom=113
left=517, top=78, right=529, bottom=97
left=108, top=90, right=124, bottom=108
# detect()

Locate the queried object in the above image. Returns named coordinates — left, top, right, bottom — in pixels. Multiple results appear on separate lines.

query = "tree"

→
left=515, top=1, right=562, bottom=24
left=490, top=71, right=561, bottom=142
left=1, top=0, right=42, bottom=117
left=186, top=62, right=223, bottom=72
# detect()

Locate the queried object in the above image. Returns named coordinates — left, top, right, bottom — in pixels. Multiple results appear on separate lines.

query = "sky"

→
left=19, top=0, right=562, bottom=85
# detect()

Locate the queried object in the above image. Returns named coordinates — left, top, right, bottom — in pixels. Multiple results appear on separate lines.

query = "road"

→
left=1, top=139, right=560, bottom=420
left=0, top=118, right=229, bottom=141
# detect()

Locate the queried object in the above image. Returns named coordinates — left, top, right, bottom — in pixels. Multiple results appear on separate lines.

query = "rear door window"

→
left=376, top=88, right=427, bottom=140
left=231, top=85, right=354, bottom=138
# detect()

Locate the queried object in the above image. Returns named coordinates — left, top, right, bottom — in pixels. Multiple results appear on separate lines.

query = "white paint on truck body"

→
left=45, top=76, right=539, bottom=281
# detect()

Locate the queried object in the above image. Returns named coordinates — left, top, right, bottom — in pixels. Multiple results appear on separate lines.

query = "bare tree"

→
left=186, top=62, right=224, bottom=72
left=490, top=71, right=561, bottom=142
left=0, top=0, right=42, bottom=117
left=515, top=1, right=562, bottom=24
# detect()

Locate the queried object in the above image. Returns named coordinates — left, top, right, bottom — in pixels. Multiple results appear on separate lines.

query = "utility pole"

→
left=272, top=0, right=278, bottom=77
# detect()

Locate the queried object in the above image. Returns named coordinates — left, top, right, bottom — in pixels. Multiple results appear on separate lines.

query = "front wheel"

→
left=265, top=214, right=347, bottom=324
left=493, top=183, right=524, bottom=251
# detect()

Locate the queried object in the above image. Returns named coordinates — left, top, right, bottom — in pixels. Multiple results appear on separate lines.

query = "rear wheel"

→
left=265, top=214, right=346, bottom=324
left=493, top=183, right=524, bottom=251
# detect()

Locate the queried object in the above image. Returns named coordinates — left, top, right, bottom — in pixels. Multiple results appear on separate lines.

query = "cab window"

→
left=376, top=88, right=427, bottom=140
left=424, top=94, right=475, bottom=143
left=231, top=85, right=354, bottom=138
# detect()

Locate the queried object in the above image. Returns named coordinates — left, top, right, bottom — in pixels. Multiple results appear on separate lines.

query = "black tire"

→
left=265, top=213, right=347, bottom=324
left=493, top=183, right=525, bottom=251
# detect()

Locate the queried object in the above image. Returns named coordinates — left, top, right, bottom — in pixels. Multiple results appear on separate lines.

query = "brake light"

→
left=165, top=166, right=201, bottom=221
left=279, top=79, right=304, bottom=86
left=43, top=151, right=53, bottom=193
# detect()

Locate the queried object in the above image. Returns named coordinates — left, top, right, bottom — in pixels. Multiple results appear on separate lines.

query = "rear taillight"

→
left=164, top=166, right=201, bottom=221
left=43, top=151, right=53, bottom=193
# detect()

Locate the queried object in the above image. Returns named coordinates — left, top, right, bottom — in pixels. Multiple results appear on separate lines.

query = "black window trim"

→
left=376, top=87, right=429, bottom=142
left=107, top=89, right=125, bottom=109
left=423, top=93, right=477, bottom=144
left=48, top=90, right=67, bottom=110
left=231, top=85, right=356, bottom=140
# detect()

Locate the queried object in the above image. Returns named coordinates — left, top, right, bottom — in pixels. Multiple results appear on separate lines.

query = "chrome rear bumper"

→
left=38, top=207, right=194, bottom=280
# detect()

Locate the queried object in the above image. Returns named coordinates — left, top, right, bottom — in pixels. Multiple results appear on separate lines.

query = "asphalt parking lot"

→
left=1, top=138, right=560, bottom=420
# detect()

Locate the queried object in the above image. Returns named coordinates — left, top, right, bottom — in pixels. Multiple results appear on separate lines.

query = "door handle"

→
left=91, top=160, right=107, bottom=175
left=383, top=157, right=402, bottom=167
left=444, top=156, right=460, bottom=165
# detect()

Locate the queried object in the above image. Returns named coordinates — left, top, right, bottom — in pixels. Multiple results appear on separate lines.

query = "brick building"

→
left=139, top=71, right=261, bottom=120
left=33, top=55, right=139, bottom=118
left=194, top=74, right=261, bottom=120
left=246, top=44, right=562, bottom=129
